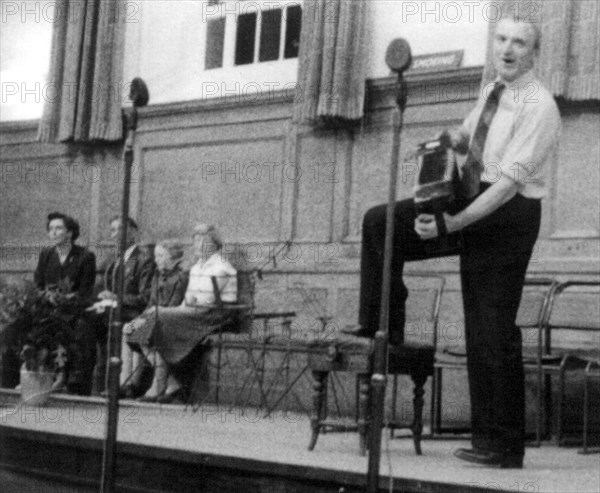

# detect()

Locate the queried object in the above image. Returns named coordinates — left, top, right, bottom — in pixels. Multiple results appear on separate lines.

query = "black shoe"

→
left=156, top=388, right=186, bottom=404
left=454, top=448, right=523, bottom=469
left=340, top=325, right=373, bottom=338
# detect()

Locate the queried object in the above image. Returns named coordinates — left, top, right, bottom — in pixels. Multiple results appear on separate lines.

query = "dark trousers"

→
left=66, top=318, right=96, bottom=396
left=84, top=311, right=111, bottom=395
left=359, top=188, right=540, bottom=454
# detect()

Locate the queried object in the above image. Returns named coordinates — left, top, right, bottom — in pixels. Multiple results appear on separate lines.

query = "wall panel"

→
left=551, top=109, right=600, bottom=239
left=294, top=130, right=337, bottom=242
left=1, top=67, right=598, bottom=310
left=138, top=137, right=286, bottom=243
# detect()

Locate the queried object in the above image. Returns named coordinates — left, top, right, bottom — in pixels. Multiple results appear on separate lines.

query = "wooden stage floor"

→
left=1, top=390, right=599, bottom=493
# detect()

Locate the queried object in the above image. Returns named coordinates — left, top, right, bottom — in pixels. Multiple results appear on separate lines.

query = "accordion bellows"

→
left=413, top=139, right=458, bottom=215
left=412, top=139, right=463, bottom=254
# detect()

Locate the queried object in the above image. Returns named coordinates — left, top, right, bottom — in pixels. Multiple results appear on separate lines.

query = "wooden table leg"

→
left=410, top=371, right=427, bottom=455
left=308, top=370, right=328, bottom=451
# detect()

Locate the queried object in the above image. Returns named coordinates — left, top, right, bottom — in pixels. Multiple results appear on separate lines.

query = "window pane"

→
left=259, top=8, right=282, bottom=62
left=235, top=12, right=257, bottom=65
left=284, top=5, right=302, bottom=59
left=205, top=17, right=226, bottom=70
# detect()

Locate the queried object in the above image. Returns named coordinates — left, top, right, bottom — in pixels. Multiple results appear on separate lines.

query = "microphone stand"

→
left=366, top=43, right=411, bottom=493
left=100, top=78, right=149, bottom=493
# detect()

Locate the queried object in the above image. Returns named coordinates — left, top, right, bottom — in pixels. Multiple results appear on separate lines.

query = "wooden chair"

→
left=538, top=280, right=600, bottom=446
left=200, top=269, right=296, bottom=409
left=582, top=359, right=600, bottom=454
left=307, top=275, right=445, bottom=456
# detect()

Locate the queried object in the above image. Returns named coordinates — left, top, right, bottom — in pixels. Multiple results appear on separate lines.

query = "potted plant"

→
left=1, top=278, right=73, bottom=403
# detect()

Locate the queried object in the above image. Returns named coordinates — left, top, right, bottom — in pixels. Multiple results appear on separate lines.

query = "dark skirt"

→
left=126, top=306, right=235, bottom=366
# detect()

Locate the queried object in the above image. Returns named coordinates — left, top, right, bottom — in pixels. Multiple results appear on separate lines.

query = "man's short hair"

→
left=109, top=215, right=138, bottom=230
left=47, top=212, right=80, bottom=242
left=499, top=10, right=542, bottom=51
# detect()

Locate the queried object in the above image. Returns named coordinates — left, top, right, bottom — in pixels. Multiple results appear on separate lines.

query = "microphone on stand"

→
left=385, top=38, right=412, bottom=110
left=385, top=38, right=412, bottom=73
left=101, top=76, right=149, bottom=493
left=367, top=38, right=412, bottom=493
left=125, top=78, right=149, bottom=136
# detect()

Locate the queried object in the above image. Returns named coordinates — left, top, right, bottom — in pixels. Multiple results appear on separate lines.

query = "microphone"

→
left=129, top=77, right=149, bottom=108
left=385, top=38, right=412, bottom=110
left=125, top=78, right=149, bottom=133
left=385, top=38, right=412, bottom=75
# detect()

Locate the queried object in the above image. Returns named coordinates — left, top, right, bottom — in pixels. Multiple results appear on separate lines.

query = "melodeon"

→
left=413, top=139, right=462, bottom=253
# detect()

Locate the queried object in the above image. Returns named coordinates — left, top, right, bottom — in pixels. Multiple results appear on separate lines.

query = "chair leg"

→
left=390, top=375, right=398, bottom=438
left=543, top=372, right=553, bottom=440
left=215, top=338, right=222, bottom=406
left=429, top=368, right=436, bottom=438
left=535, top=366, right=545, bottom=447
left=308, top=370, right=328, bottom=451
left=557, top=368, right=565, bottom=446
left=433, top=367, right=443, bottom=437
left=583, top=367, right=589, bottom=453
left=358, top=373, right=370, bottom=457
left=410, top=372, right=427, bottom=455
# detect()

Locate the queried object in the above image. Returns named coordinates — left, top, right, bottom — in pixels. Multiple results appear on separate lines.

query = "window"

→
left=205, top=1, right=302, bottom=70
left=235, top=11, right=257, bottom=65
left=0, top=0, right=53, bottom=121
left=124, top=0, right=303, bottom=104
left=205, top=17, right=226, bottom=70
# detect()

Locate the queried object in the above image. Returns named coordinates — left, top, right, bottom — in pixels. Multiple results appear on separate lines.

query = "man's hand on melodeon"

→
left=415, top=212, right=458, bottom=240
left=415, top=214, right=438, bottom=239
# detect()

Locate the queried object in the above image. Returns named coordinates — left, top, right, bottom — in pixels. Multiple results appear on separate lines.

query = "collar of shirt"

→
left=193, top=252, right=221, bottom=270
left=493, top=70, right=537, bottom=100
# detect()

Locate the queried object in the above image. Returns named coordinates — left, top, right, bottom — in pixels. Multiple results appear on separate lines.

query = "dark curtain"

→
left=293, top=0, right=369, bottom=127
left=38, top=0, right=126, bottom=143
left=482, top=0, right=599, bottom=100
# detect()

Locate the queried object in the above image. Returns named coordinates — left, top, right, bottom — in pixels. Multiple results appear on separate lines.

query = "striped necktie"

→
left=460, top=82, right=505, bottom=199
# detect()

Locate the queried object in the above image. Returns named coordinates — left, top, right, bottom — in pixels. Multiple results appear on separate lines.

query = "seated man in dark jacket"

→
left=86, top=216, right=155, bottom=395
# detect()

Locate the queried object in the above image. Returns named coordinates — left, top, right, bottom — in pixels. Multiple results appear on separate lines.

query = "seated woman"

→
left=120, top=239, right=189, bottom=398
left=33, top=212, right=96, bottom=394
left=127, top=224, right=237, bottom=403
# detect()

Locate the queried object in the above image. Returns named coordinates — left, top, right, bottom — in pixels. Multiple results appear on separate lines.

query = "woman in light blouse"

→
left=127, top=224, right=237, bottom=403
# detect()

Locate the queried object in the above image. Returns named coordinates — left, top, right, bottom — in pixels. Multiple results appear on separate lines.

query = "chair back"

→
left=403, top=275, right=446, bottom=350
left=235, top=269, right=256, bottom=333
left=545, top=280, right=600, bottom=359
left=236, top=269, right=256, bottom=307
left=209, top=269, right=256, bottom=335
left=517, top=278, right=559, bottom=359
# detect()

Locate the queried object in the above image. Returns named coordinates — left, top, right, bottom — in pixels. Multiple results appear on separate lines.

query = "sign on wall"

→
left=407, top=50, right=464, bottom=73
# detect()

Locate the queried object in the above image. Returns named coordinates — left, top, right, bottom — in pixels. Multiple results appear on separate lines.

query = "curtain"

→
left=482, top=0, right=599, bottom=100
left=293, top=0, right=369, bottom=127
left=38, top=0, right=126, bottom=143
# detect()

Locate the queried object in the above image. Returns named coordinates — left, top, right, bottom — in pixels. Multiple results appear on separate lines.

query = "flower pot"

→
left=20, top=368, right=54, bottom=406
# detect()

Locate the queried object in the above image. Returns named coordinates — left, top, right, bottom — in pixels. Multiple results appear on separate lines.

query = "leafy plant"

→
left=1, top=278, right=77, bottom=378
